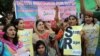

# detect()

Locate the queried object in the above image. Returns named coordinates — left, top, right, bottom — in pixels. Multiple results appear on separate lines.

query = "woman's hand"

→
left=54, top=6, right=59, bottom=12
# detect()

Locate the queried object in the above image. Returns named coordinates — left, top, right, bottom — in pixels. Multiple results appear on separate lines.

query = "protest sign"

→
left=62, top=26, right=82, bottom=55
left=17, top=29, right=34, bottom=56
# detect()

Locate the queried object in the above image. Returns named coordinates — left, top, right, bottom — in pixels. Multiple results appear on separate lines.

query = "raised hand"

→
left=54, top=6, right=59, bottom=12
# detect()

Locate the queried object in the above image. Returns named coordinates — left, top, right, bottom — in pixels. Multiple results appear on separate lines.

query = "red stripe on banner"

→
left=24, top=21, right=34, bottom=29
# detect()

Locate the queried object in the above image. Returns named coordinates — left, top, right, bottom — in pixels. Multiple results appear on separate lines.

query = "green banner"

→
left=76, top=0, right=96, bottom=12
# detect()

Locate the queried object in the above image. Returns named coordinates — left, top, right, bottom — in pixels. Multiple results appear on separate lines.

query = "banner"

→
left=17, top=29, right=34, bottom=56
left=62, top=26, right=82, bottom=55
left=76, top=0, right=96, bottom=12
left=15, top=0, right=96, bottom=21
left=15, top=0, right=76, bottom=21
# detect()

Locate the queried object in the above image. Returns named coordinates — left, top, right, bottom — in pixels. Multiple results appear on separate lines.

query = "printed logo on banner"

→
left=62, top=26, right=82, bottom=55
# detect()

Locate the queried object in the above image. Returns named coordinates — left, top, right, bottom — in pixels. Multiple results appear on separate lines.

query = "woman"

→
left=53, top=6, right=70, bottom=56
left=14, top=18, right=33, bottom=56
left=33, top=20, right=57, bottom=56
left=44, top=21, right=62, bottom=56
left=35, top=40, right=49, bottom=56
left=14, top=18, right=24, bottom=30
left=60, top=15, right=86, bottom=56
left=56, top=18, right=69, bottom=41
left=56, top=18, right=69, bottom=56
left=0, top=24, right=23, bottom=56
left=33, top=20, right=55, bottom=44
left=82, top=15, right=99, bottom=56
left=53, top=6, right=70, bottom=41
left=68, top=15, right=79, bottom=26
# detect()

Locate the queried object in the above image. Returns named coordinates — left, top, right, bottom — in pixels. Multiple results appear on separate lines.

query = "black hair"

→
left=64, top=17, right=69, bottom=22
left=3, top=24, right=18, bottom=45
left=35, top=40, right=46, bottom=55
left=13, top=18, right=23, bottom=26
left=82, top=15, right=95, bottom=25
left=36, top=20, right=44, bottom=28
left=69, top=15, right=79, bottom=25
left=13, top=18, right=23, bottom=30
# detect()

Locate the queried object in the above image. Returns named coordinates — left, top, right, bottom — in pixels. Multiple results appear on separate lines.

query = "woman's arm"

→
left=80, top=0, right=93, bottom=16
left=80, top=30, right=87, bottom=56
left=54, top=6, right=59, bottom=23
left=54, top=6, right=63, bottom=27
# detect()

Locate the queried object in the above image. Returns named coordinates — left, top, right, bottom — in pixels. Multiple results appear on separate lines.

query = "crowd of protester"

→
left=0, top=0, right=100, bottom=56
